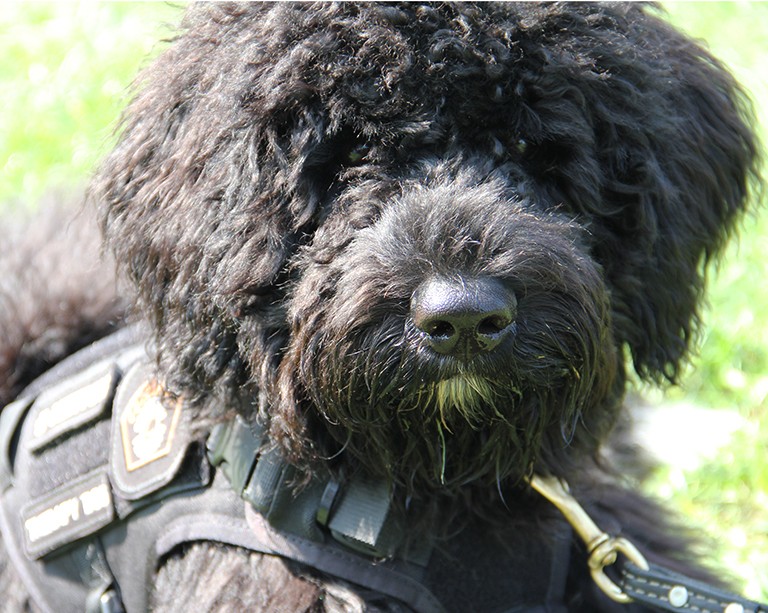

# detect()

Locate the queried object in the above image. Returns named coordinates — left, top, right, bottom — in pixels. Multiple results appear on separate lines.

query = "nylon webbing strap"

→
left=620, top=562, right=768, bottom=613
left=206, top=417, right=407, bottom=560
left=326, top=477, right=393, bottom=556
left=205, top=414, right=264, bottom=493
left=75, top=540, right=124, bottom=613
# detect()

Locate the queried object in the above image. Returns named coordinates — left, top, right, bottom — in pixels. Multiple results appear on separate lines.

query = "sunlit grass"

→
left=0, top=2, right=181, bottom=206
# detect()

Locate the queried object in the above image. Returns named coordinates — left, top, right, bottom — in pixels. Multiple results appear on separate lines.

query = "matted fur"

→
left=0, top=3, right=760, bottom=611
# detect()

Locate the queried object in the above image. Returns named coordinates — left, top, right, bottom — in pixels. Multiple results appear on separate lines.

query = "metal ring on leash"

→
left=527, top=474, right=649, bottom=603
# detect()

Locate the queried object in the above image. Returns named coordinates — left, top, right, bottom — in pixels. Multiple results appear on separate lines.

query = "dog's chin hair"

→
left=423, top=376, right=519, bottom=429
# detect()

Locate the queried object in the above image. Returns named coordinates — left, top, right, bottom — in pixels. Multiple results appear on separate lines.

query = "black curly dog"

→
left=0, top=3, right=760, bottom=612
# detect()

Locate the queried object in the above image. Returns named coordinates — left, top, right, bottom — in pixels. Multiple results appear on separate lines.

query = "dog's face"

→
left=94, top=3, right=756, bottom=497
left=279, top=166, right=618, bottom=492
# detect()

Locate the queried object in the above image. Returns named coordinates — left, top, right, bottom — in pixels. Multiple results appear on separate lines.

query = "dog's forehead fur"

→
left=93, top=2, right=757, bottom=494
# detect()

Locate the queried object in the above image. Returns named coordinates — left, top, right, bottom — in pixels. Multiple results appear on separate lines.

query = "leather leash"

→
left=529, top=475, right=767, bottom=612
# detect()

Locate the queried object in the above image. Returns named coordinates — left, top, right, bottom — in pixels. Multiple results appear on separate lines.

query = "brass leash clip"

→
left=528, top=474, right=650, bottom=603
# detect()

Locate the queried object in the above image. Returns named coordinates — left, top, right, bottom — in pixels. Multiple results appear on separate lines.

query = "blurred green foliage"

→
left=0, top=2, right=182, bottom=206
left=1, top=1, right=766, bottom=600
left=658, top=3, right=768, bottom=599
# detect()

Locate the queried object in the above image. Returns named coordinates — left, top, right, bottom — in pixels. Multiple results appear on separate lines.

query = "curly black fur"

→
left=1, top=2, right=761, bottom=611
left=0, top=197, right=125, bottom=408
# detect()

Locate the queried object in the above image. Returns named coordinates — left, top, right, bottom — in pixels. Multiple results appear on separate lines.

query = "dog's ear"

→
left=573, top=6, right=760, bottom=382
left=90, top=5, right=322, bottom=392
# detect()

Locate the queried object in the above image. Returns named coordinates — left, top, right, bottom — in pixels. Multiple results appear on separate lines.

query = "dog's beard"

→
left=280, top=280, right=618, bottom=498
left=400, top=375, right=535, bottom=491
left=427, top=375, right=513, bottom=429
left=290, top=316, right=605, bottom=497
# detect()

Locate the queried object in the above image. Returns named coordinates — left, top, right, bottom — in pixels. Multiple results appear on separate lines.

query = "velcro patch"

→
left=328, top=478, right=395, bottom=557
left=21, top=470, right=114, bottom=559
left=26, top=361, right=117, bottom=452
left=110, top=362, right=189, bottom=501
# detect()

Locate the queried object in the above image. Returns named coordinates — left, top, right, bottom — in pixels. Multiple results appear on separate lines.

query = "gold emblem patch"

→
left=119, top=380, right=182, bottom=472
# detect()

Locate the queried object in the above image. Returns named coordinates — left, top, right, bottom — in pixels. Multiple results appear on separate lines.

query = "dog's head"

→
left=94, top=3, right=758, bottom=497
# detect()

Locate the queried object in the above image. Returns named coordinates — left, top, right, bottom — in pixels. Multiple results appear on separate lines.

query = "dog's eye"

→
left=492, top=136, right=530, bottom=160
left=346, top=142, right=372, bottom=166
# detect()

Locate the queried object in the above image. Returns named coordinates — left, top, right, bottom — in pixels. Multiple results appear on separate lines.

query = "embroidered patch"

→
left=21, top=471, right=114, bottom=559
left=26, top=362, right=117, bottom=452
left=110, top=361, right=190, bottom=501
left=120, top=380, right=182, bottom=472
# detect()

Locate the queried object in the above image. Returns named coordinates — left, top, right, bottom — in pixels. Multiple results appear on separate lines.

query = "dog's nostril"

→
left=424, top=320, right=456, bottom=340
left=411, top=277, right=517, bottom=359
left=477, top=314, right=511, bottom=336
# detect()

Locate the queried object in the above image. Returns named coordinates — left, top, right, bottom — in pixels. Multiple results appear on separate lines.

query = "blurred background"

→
left=1, top=2, right=766, bottom=600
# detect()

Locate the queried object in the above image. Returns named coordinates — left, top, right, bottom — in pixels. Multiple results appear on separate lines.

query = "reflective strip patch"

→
left=21, top=471, right=114, bottom=559
left=27, top=362, right=117, bottom=452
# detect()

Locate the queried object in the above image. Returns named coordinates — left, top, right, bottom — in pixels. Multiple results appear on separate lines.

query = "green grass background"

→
left=1, top=2, right=766, bottom=600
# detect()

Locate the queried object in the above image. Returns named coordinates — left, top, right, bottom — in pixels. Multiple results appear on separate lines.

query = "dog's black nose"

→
left=411, top=277, right=517, bottom=359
